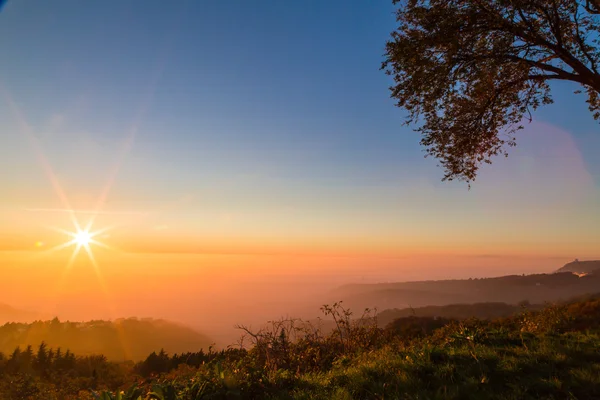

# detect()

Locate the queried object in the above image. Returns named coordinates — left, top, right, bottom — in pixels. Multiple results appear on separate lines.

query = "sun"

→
left=48, top=222, right=111, bottom=269
left=61, top=227, right=103, bottom=251
left=74, top=230, right=92, bottom=246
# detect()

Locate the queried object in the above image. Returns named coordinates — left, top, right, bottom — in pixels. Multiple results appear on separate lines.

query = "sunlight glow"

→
left=75, top=230, right=92, bottom=246
left=2, top=80, right=135, bottom=360
left=51, top=224, right=111, bottom=264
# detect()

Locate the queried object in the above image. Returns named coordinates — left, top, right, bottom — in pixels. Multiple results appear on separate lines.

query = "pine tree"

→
left=7, top=346, right=22, bottom=373
left=21, top=345, right=34, bottom=372
left=34, top=342, right=49, bottom=376
left=54, top=347, right=63, bottom=370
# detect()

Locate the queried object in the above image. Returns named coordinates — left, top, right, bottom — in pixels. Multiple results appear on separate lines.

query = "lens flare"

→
left=50, top=223, right=111, bottom=266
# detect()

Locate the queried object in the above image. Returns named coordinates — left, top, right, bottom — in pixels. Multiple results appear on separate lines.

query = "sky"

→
left=0, top=1, right=599, bottom=326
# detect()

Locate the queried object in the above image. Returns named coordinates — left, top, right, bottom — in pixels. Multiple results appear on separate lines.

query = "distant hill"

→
left=0, top=318, right=213, bottom=361
left=376, top=301, right=544, bottom=328
left=0, top=302, right=43, bottom=324
left=556, top=259, right=600, bottom=275
left=328, top=272, right=600, bottom=312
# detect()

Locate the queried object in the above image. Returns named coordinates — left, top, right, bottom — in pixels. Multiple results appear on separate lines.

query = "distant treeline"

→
left=0, top=317, right=212, bottom=362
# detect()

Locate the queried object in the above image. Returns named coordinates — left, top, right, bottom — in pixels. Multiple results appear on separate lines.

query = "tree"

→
left=34, top=342, right=49, bottom=376
left=53, top=347, right=63, bottom=370
left=136, top=350, right=170, bottom=377
left=22, top=345, right=34, bottom=372
left=7, top=347, right=20, bottom=373
left=382, top=0, right=600, bottom=183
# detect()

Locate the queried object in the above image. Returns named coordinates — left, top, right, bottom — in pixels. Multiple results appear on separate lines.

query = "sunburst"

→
left=48, top=220, right=111, bottom=270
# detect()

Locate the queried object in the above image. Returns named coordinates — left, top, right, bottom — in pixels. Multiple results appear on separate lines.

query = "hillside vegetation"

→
left=3, top=295, right=600, bottom=399
left=376, top=301, right=544, bottom=327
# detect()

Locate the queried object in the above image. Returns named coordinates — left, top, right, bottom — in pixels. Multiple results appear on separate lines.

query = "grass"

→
left=90, top=332, right=600, bottom=399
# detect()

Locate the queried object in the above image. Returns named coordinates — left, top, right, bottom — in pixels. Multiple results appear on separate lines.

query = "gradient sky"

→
left=1, top=0, right=599, bottom=296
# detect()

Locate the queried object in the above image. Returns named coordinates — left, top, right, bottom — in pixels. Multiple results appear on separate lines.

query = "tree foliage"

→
left=382, top=0, right=600, bottom=182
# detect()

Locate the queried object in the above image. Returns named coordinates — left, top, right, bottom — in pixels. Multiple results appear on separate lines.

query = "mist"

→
left=1, top=250, right=572, bottom=347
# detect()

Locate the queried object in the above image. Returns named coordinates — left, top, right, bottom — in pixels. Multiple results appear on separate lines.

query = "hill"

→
left=327, top=272, right=600, bottom=312
left=0, top=303, right=43, bottom=324
left=0, top=317, right=212, bottom=361
left=556, top=259, right=600, bottom=275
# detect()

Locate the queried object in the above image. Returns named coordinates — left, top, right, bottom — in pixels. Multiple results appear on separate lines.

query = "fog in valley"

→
left=0, top=250, right=586, bottom=353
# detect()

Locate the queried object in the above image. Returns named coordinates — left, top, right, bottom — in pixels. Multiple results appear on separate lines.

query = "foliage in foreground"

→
left=3, top=296, right=600, bottom=399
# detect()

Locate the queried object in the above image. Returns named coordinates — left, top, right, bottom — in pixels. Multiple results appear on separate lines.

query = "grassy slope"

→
left=5, top=295, right=600, bottom=399
left=285, top=335, right=598, bottom=399
left=144, top=335, right=600, bottom=399
left=83, top=297, right=600, bottom=400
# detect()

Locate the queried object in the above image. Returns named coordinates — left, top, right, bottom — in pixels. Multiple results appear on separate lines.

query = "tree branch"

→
left=585, top=0, right=600, bottom=14
left=535, top=2, right=564, bottom=48
left=528, top=73, right=579, bottom=81
left=573, top=7, right=599, bottom=73
left=503, top=54, right=589, bottom=84
left=493, top=7, right=600, bottom=90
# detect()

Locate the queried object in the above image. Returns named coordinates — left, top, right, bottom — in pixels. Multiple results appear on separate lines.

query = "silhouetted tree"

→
left=61, top=349, right=76, bottom=371
left=137, top=349, right=170, bottom=377
left=7, top=347, right=21, bottom=373
left=383, top=0, right=600, bottom=183
left=53, top=347, right=63, bottom=370
left=46, top=348, right=54, bottom=366
left=34, top=342, right=49, bottom=375
left=21, top=345, right=34, bottom=373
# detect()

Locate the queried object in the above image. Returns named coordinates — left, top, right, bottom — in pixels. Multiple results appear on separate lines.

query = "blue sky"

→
left=0, top=0, right=599, bottom=260
left=1, top=1, right=409, bottom=193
